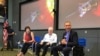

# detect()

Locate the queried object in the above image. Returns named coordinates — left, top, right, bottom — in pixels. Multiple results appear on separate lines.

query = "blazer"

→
left=62, top=30, right=78, bottom=47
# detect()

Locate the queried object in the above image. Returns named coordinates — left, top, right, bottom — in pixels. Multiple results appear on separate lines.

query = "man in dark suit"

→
left=52, top=21, right=78, bottom=56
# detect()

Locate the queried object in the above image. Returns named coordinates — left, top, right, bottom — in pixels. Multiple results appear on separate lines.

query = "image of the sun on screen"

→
left=20, top=0, right=54, bottom=30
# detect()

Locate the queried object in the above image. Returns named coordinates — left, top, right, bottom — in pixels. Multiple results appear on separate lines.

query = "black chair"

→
left=73, top=38, right=86, bottom=56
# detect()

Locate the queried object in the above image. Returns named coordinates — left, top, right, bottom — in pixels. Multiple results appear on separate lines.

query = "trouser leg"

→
left=42, top=45, right=50, bottom=56
left=21, top=43, right=31, bottom=55
left=62, top=47, right=71, bottom=56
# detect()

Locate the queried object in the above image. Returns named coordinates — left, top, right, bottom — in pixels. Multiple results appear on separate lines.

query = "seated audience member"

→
left=35, top=27, right=57, bottom=56
left=17, top=26, right=35, bottom=56
left=52, top=21, right=78, bottom=56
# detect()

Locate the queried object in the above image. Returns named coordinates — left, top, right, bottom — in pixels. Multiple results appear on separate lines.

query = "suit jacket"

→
left=62, top=30, right=78, bottom=47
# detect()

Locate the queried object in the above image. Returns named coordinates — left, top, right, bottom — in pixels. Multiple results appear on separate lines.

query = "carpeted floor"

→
left=0, top=49, right=32, bottom=56
left=0, top=48, right=51, bottom=56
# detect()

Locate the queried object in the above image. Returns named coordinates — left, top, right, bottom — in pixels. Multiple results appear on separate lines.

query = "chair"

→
left=34, top=36, right=42, bottom=43
left=78, top=38, right=86, bottom=47
left=32, top=36, right=42, bottom=52
left=59, top=46, right=75, bottom=56
left=73, top=38, right=86, bottom=56
left=17, top=36, right=42, bottom=52
left=34, top=36, right=57, bottom=56
left=59, top=38, right=86, bottom=56
left=17, top=41, right=23, bottom=52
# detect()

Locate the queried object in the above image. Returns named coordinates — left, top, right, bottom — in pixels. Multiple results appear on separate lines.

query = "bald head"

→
left=48, top=27, right=53, bottom=35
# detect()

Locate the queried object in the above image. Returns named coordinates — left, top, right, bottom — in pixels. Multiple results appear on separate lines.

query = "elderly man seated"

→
left=35, top=27, right=57, bottom=56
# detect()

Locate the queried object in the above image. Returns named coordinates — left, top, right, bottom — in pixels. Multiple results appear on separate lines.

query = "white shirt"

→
left=41, top=33, right=57, bottom=44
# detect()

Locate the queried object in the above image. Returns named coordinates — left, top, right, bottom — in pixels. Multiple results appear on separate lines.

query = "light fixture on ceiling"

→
left=0, top=0, right=5, bottom=6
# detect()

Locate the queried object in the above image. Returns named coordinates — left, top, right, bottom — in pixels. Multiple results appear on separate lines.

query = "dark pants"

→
left=36, top=42, right=50, bottom=56
left=50, top=43, right=57, bottom=55
left=73, top=46, right=85, bottom=56
left=32, top=43, right=36, bottom=52
left=7, top=38, right=13, bottom=50
left=52, top=44, right=72, bottom=56
left=21, top=43, right=31, bottom=54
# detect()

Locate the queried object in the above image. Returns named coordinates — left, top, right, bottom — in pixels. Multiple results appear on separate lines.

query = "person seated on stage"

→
left=17, top=26, right=35, bottom=56
left=52, top=21, right=78, bottom=56
left=35, top=27, right=57, bottom=56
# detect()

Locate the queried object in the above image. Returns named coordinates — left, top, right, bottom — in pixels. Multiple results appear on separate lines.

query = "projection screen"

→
left=20, top=0, right=54, bottom=30
left=58, top=0, right=100, bottom=29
